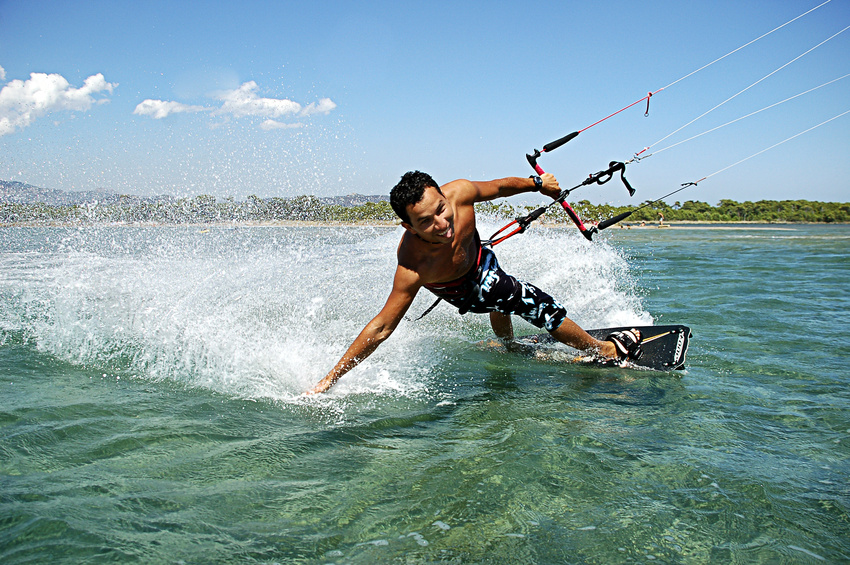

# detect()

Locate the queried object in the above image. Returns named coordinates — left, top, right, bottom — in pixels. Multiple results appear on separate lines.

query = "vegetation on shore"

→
left=488, top=198, right=850, bottom=224
left=1, top=194, right=848, bottom=226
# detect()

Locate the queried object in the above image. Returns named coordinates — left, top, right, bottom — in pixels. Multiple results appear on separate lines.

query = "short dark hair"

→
left=390, top=171, right=441, bottom=224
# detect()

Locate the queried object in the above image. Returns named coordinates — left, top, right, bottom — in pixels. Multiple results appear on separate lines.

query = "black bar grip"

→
left=520, top=206, right=547, bottom=226
left=543, top=131, right=579, bottom=153
left=598, top=211, right=633, bottom=230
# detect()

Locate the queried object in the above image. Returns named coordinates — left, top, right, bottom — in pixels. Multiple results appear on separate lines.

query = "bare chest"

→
left=402, top=229, right=478, bottom=284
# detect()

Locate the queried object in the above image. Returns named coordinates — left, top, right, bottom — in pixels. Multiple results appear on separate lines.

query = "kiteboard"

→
left=496, top=324, right=691, bottom=371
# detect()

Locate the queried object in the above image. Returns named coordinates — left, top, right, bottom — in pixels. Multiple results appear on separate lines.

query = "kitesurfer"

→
left=306, top=171, right=642, bottom=394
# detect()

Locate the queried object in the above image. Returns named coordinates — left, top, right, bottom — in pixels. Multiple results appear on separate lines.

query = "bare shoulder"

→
left=390, top=260, right=423, bottom=301
left=395, top=236, right=424, bottom=279
left=441, top=179, right=478, bottom=205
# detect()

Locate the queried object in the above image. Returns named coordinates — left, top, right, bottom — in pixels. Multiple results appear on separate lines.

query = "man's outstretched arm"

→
left=449, top=173, right=561, bottom=204
left=305, top=266, right=420, bottom=394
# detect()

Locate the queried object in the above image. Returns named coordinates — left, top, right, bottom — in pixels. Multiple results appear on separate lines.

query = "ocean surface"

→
left=1, top=222, right=848, bottom=564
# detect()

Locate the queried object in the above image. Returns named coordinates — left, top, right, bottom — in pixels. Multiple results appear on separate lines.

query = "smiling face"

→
left=402, top=185, right=455, bottom=244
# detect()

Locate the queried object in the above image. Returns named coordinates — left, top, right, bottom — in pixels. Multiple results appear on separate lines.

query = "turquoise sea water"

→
left=1, top=223, right=848, bottom=563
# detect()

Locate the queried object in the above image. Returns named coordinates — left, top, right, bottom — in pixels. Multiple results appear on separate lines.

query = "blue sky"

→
left=1, top=0, right=848, bottom=205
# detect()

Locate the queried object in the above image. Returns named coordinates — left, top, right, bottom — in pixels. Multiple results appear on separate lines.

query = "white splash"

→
left=1, top=224, right=650, bottom=402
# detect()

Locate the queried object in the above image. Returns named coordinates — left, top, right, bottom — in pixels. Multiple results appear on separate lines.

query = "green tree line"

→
left=480, top=198, right=850, bottom=224
left=1, top=195, right=848, bottom=225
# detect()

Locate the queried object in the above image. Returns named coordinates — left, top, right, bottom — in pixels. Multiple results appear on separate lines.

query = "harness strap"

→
left=411, top=297, right=443, bottom=321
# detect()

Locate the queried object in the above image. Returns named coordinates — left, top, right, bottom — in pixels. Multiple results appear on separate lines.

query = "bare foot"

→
left=599, top=340, right=619, bottom=359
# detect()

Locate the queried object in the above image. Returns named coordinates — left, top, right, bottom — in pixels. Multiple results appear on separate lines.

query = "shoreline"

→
left=1, top=219, right=847, bottom=229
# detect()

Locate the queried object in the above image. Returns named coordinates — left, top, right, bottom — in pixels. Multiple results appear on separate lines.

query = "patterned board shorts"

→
left=437, top=246, right=568, bottom=331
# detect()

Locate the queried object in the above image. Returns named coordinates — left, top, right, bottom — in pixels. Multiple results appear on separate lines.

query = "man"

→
left=306, top=171, right=642, bottom=394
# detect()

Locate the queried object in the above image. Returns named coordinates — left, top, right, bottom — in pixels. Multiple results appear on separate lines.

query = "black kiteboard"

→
left=510, top=324, right=691, bottom=371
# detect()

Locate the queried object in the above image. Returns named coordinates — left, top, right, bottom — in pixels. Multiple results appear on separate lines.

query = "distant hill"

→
left=2, top=179, right=846, bottom=224
left=0, top=180, right=387, bottom=207
left=0, top=180, right=122, bottom=206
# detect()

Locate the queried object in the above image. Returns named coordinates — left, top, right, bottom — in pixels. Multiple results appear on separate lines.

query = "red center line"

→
left=577, top=89, right=664, bottom=134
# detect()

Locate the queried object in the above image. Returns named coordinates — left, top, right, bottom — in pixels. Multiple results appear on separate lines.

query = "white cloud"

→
left=260, top=119, right=305, bottom=131
left=214, top=81, right=301, bottom=118
left=0, top=72, right=116, bottom=137
left=131, top=80, right=337, bottom=130
left=133, top=99, right=207, bottom=119
left=301, top=97, right=337, bottom=116
left=0, top=65, right=6, bottom=81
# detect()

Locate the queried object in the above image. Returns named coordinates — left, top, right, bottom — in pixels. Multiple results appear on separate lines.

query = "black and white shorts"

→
left=441, top=246, right=568, bottom=331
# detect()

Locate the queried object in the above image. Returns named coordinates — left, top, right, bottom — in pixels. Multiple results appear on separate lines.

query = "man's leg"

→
left=489, top=311, right=514, bottom=341
left=550, top=317, right=625, bottom=359
left=471, top=251, right=633, bottom=359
